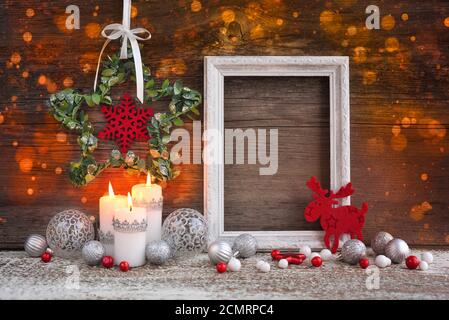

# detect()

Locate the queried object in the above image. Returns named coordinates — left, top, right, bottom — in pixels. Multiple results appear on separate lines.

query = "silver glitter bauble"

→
left=232, top=234, right=258, bottom=258
left=385, top=238, right=410, bottom=264
left=162, top=208, right=208, bottom=257
left=371, top=231, right=394, bottom=255
left=341, top=239, right=366, bottom=264
left=46, top=209, right=95, bottom=258
left=82, top=240, right=105, bottom=266
left=24, top=234, right=47, bottom=257
left=208, top=240, right=233, bottom=264
left=146, top=240, right=171, bottom=265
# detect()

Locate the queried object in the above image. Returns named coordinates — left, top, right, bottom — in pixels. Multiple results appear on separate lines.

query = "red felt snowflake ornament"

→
left=98, top=93, right=154, bottom=153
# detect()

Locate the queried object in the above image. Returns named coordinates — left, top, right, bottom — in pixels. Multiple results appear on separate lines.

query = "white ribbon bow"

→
left=94, top=0, right=151, bottom=103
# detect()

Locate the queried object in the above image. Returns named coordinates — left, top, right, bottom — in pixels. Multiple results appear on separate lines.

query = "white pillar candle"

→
left=99, top=182, right=127, bottom=257
left=113, top=193, right=147, bottom=267
left=131, top=174, right=163, bottom=244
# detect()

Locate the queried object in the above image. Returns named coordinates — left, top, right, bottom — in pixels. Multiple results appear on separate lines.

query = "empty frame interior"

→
left=223, top=76, right=330, bottom=231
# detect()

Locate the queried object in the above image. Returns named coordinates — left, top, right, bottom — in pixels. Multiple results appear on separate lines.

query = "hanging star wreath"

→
left=48, top=47, right=201, bottom=187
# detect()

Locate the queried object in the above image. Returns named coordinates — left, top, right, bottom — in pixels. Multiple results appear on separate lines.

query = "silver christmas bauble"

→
left=82, top=240, right=105, bottom=266
left=146, top=240, right=171, bottom=265
left=385, top=238, right=410, bottom=264
left=208, top=240, right=233, bottom=264
left=371, top=231, right=394, bottom=255
left=24, top=234, right=47, bottom=257
left=162, top=208, right=208, bottom=257
left=232, top=234, right=258, bottom=258
left=46, top=209, right=95, bottom=258
left=341, top=239, right=366, bottom=264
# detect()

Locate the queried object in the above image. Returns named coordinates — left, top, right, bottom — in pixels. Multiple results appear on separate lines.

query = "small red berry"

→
left=406, top=256, right=420, bottom=270
left=311, top=256, right=322, bottom=267
left=271, top=249, right=281, bottom=259
left=102, top=256, right=114, bottom=268
left=216, top=262, right=227, bottom=273
left=359, top=258, right=369, bottom=269
left=119, top=261, right=130, bottom=272
left=41, top=252, right=52, bottom=263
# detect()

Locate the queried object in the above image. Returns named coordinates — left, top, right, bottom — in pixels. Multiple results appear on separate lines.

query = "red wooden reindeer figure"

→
left=304, top=177, right=368, bottom=253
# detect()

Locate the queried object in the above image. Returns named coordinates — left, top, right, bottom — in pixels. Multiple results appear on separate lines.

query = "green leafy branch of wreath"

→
left=48, top=47, right=201, bottom=187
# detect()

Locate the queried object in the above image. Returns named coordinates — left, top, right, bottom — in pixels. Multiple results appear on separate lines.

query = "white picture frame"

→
left=204, top=56, right=350, bottom=250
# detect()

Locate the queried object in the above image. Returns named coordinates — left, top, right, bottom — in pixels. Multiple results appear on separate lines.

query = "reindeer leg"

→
left=324, top=230, right=332, bottom=250
left=331, top=232, right=341, bottom=253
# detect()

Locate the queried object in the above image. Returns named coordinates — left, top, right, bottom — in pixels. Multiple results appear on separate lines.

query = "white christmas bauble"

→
left=419, top=261, right=429, bottom=271
left=278, top=259, right=288, bottom=269
left=299, top=245, right=312, bottom=257
left=256, top=261, right=270, bottom=273
left=320, top=249, right=332, bottom=261
left=227, top=257, right=241, bottom=272
left=421, top=252, right=433, bottom=264
left=375, top=255, right=390, bottom=268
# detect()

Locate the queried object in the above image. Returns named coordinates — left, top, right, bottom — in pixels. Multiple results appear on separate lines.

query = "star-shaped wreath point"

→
left=98, top=93, right=154, bottom=153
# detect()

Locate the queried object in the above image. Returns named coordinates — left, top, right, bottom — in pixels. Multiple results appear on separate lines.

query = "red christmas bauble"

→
left=406, top=256, right=420, bottom=270
left=41, top=252, right=52, bottom=263
left=102, top=256, right=114, bottom=269
left=119, top=261, right=130, bottom=272
left=216, top=262, right=227, bottom=273
left=311, top=256, right=322, bottom=267
left=359, top=258, right=369, bottom=269
left=271, top=250, right=281, bottom=259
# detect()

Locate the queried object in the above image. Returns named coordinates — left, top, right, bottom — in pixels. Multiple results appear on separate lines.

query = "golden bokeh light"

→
left=10, top=52, right=21, bottom=64
left=191, top=0, right=202, bottom=12
left=276, top=18, right=284, bottom=26
left=131, top=5, right=138, bottom=18
left=23, top=32, right=32, bottom=43
left=38, top=74, right=47, bottom=85
left=85, top=22, right=101, bottom=39
left=55, top=167, right=63, bottom=175
left=245, top=2, right=262, bottom=20
left=362, top=70, right=376, bottom=85
left=353, top=46, right=367, bottom=63
left=292, top=11, right=299, bottom=18
left=22, top=71, right=29, bottom=78
left=12, top=141, right=19, bottom=147
left=391, top=134, right=407, bottom=151
left=385, top=37, right=400, bottom=53
left=428, top=120, right=446, bottom=138
left=0, top=113, right=4, bottom=124
left=444, top=17, right=449, bottom=27
left=401, top=117, right=411, bottom=128
left=381, top=15, right=395, bottom=30
left=410, top=35, right=416, bottom=42
left=392, top=125, right=401, bottom=136
left=26, top=8, right=35, bottom=18
left=27, top=188, right=34, bottom=196
left=41, top=163, right=47, bottom=169
left=410, top=201, right=432, bottom=221
left=81, top=196, right=88, bottom=204
left=421, top=173, right=429, bottom=181
left=222, top=10, right=236, bottom=23
left=320, top=10, right=342, bottom=33
left=347, top=25, right=357, bottom=36
left=401, top=13, right=409, bottom=21
left=250, top=24, right=264, bottom=40
left=19, top=158, right=33, bottom=173
left=56, top=132, right=67, bottom=143
left=63, top=77, right=74, bottom=87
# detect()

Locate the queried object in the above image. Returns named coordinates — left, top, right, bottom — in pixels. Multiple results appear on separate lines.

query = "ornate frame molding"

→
left=204, top=56, right=350, bottom=250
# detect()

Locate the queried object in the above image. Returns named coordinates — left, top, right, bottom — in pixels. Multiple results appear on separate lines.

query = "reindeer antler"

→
left=331, top=182, right=355, bottom=199
left=306, top=176, right=328, bottom=196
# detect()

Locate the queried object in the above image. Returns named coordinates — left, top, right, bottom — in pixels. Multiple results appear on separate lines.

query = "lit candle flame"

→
left=127, top=192, right=133, bottom=212
left=108, top=181, right=115, bottom=198
left=146, top=172, right=152, bottom=186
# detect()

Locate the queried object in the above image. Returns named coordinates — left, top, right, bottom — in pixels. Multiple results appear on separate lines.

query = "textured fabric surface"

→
left=0, top=250, right=448, bottom=300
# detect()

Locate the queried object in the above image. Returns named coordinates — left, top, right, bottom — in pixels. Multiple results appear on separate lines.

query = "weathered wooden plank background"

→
left=1, top=0, right=449, bottom=248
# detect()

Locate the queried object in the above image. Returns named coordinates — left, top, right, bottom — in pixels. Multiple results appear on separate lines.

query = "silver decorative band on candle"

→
left=145, top=197, right=163, bottom=210
left=113, top=218, right=148, bottom=233
left=98, top=229, right=114, bottom=244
